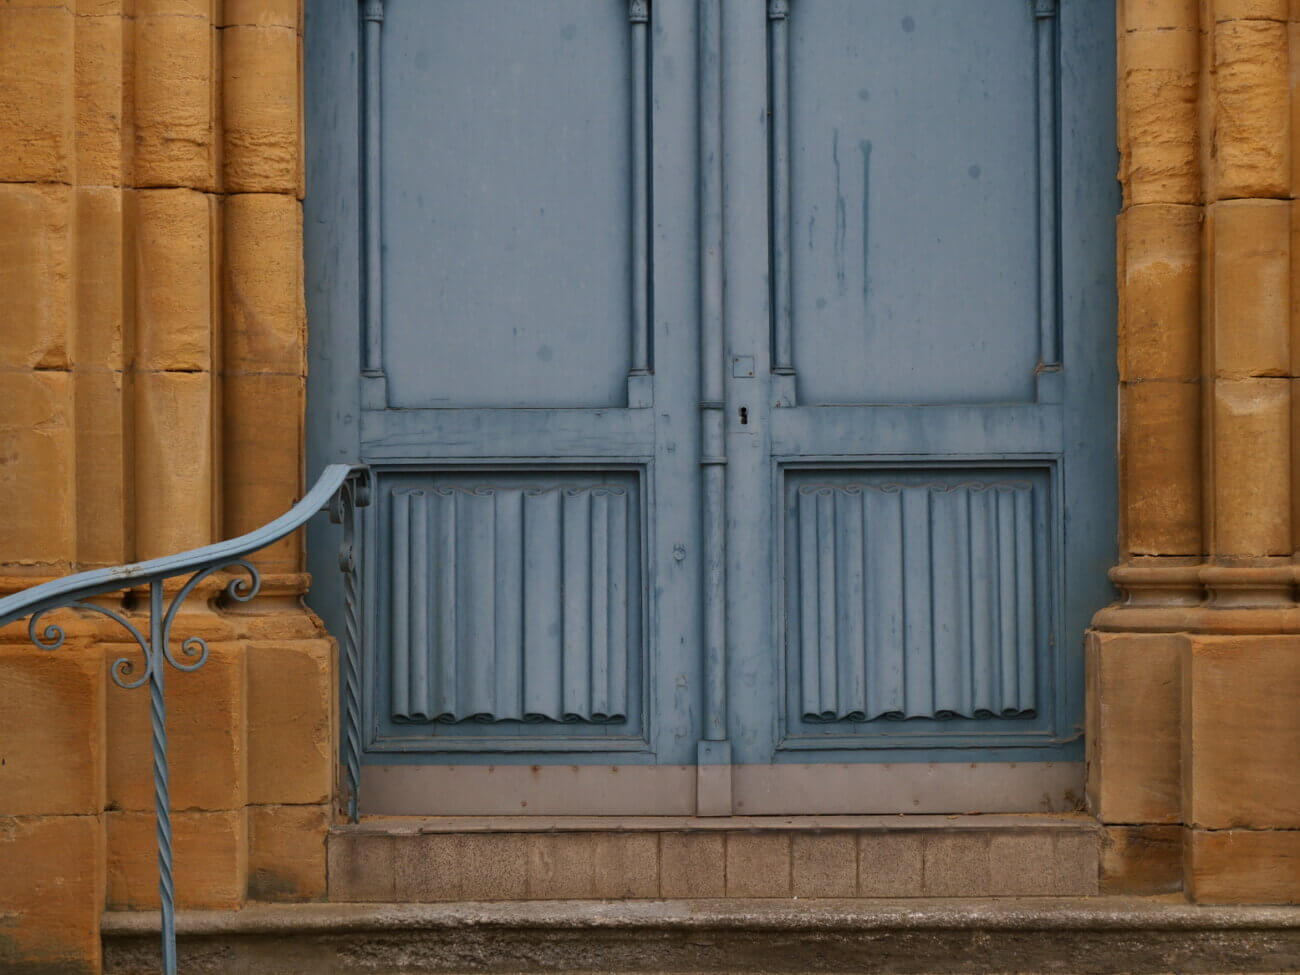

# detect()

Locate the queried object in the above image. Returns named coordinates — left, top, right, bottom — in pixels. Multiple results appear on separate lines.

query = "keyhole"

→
left=739, top=406, right=749, bottom=425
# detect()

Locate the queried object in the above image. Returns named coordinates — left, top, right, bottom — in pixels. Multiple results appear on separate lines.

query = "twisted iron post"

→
left=0, top=464, right=368, bottom=974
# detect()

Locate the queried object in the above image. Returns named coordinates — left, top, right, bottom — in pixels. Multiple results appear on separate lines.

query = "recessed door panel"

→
left=381, top=0, right=637, bottom=409
left=786, top=0, right=1041, bottom=405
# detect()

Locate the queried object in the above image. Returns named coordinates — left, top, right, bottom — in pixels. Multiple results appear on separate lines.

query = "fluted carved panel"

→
left=388, top=479, right=640, bottom=724
left=785, top=475, right=1042, bottom=723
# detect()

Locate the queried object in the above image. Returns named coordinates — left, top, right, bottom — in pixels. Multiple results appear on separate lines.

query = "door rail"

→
left=0, top=463, right=369, bottom=975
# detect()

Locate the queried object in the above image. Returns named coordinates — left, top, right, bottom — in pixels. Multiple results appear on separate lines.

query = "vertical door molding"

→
left=767, top=0, right=795, bottom=407
left=697, top=0, right=731, bottom=815
left=1034, top=0, right=1061, bottom=402
left=628, top=0, right=652, bottom=407
left=360, top=0, right=386, bottom=409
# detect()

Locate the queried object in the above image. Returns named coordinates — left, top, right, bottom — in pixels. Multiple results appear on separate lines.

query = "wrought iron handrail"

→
left=0, top=463, right=369, bottom=975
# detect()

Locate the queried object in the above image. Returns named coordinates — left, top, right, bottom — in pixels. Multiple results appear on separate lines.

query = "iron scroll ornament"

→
left=0, top=463, right=369, bottom=975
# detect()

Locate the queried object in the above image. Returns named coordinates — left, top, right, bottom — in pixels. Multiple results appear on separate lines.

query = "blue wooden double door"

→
left=305, top=0, right=1116, bottom=814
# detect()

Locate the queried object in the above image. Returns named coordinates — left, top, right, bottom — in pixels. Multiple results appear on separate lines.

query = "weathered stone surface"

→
left=1184, top=635, right=1300, bottom=829
left=222, top=194, right=305, bottom=373
left=1209, top=378, right=1291, bottom=556
left=0, top=643, right=105, bottom=816
left=105, top=641, right=245, bottom=813
left=328, top=832, right=396, bottom=902
left=1207, top=199, right=1290, bottom=379
left=1086, top=631, right=1184, bottom=824
left=792, top=832, right=857, bottom=898
left=1119, top=204, right=1201, bottom=381
left=223, top=373, right=305, bottom=573
left=660, top=832, right=725, bottom=897
left=74, top=369, right=131, bottom=567
left=1101, top=825, right=1184, bottom=894
left=726, top=833, right=792, bottom=897
left=222, top=26, right=301, bottom=192
left=1187, top=828, right=1300, bottom=903
left=1120, top=26, right=1200, bottom=205
left=99, top=898, right=1300, bottom=975
left=248, top=804, right=329, bottom=902
left=858, top=831, right=924, bottom=896
left=74, top=9, right=128, bottom=185
left=1212, top=0, right=1289, bottom=19
left=1122, top=0, right=1198, bottom=32
left=0, top=371, right=76, bottom=569
left=107, top=809, right=247, bottom=910
left=1119, top=380, right=1201, bottom=555
left=222, top=0, right=299, bottom=28
left=75, top=186, right=128, bottom=369
left=1212, top=19, right=1290, bottom=199
left=0, top=5, right=73, bottom=182
left=133, top=14, right=217, bottom=189
left=133, top=369, right=214, bottom=560
left=246, top=639, right=332, bottom=805
left=134, top=189, right=215, bottom=371
left=0, top=183, right=71, bottom=370
left=0, top=814, right=103, bottom=974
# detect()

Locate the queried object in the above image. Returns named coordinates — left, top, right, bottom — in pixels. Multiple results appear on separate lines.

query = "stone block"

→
left=1120, top=27, right=1200, bottom=205
left=105, top=641, right=245, bottom=813
left=1187, top=828, right=1300, bottom=903
left=222, top=373, right=305, bottom=573
left=1101, top=825, right=1184, bottom=894
left=248, top=803, right=328, bottom=901
left=1086, top=631, right=1184, bottom=825
left=0, top=643, right=105, bottom=816
left=660, top=832, right=724, bottom=897
left=1211, top=0, right=1289, bottom=18
left=0, top=371, right=76, bottom=569
left=74, top=8, right=127, bottom=185
left=1208, top=200, right=1290, bottom=379
left=1120, top=204, right=1201, bottom=381
left=133, top=14, right=217, bottom=189
left=133, top=369, right=215, bottom=560
left=222, top=194, right=306, bottom=373
left=593, top=832, right=659, bottom=898
left=74, top=369, right=131, bottom=568
left=1212, top=19, right=1290, bottom=199
left=1292, top=24, right=1300, bottom=200
left=989, top=830, right=1098, bottom=896
left=726, top=832, right=791, bottom=897
left=527, top=832, right=600, bottom=898
left=858, top=831, right=924, bottom=896
left=0, top=814, right=104, bottom=973
left=222, top=0, right=299, bottom=28
left=246, top=639, right=332, bottom=805
left=136, top=0, right=216, bottom=16
left=791, top=832, right=857, bottom=897
left=1121, top=0, right=1198, bottom=31
left=107, top=808, right=246, bottom=910
left=457, top=832, right=528, bottom=900
left=222, top=26, right=301, bottom=192
left=1119, top=380, right=1201, bottom=555
left=0, top=183, right=71, bottom=370
left=921, top=832, right=991, bottom=897
left=75, top=186, right=128, bottom=370
left=0, top=5, right=74, bottom=181
left=394, top=832, right=461, bottom=901
left=328, top=832, right=395, bottom=902
left=135, top=188, right=216, bottom=372
left=1209, top=378, right=1291, bottom=557
left=1184, top=636, right=1300, bottom=828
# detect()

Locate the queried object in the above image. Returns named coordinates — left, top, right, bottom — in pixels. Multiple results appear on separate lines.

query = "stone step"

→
left=101, top=897, right=1300, bottom=974
left=327, top=814, right=1102, bottom=902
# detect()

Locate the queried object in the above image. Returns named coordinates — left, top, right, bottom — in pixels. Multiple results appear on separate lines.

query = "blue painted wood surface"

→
left=305, top=0, right=1117, bottom=808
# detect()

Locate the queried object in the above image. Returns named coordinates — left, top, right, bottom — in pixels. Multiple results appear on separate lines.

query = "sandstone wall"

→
left=0, top=1, right=332, bottom=970
left=1095, top=0, right=1300, bottom=904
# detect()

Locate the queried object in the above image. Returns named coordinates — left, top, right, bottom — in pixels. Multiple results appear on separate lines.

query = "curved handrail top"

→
left=0, top=463, right=367, bottom=628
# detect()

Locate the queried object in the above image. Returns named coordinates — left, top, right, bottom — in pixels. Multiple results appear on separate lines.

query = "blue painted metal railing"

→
left=0, top=463, right=369, bottom=975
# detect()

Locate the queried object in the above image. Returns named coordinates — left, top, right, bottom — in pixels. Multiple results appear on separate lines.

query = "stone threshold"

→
left=339, top=812, right=1098, bottom=834
left=328, top=813, right=1103, bottom=901
left=101, top=898, right=1300, bottom=974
